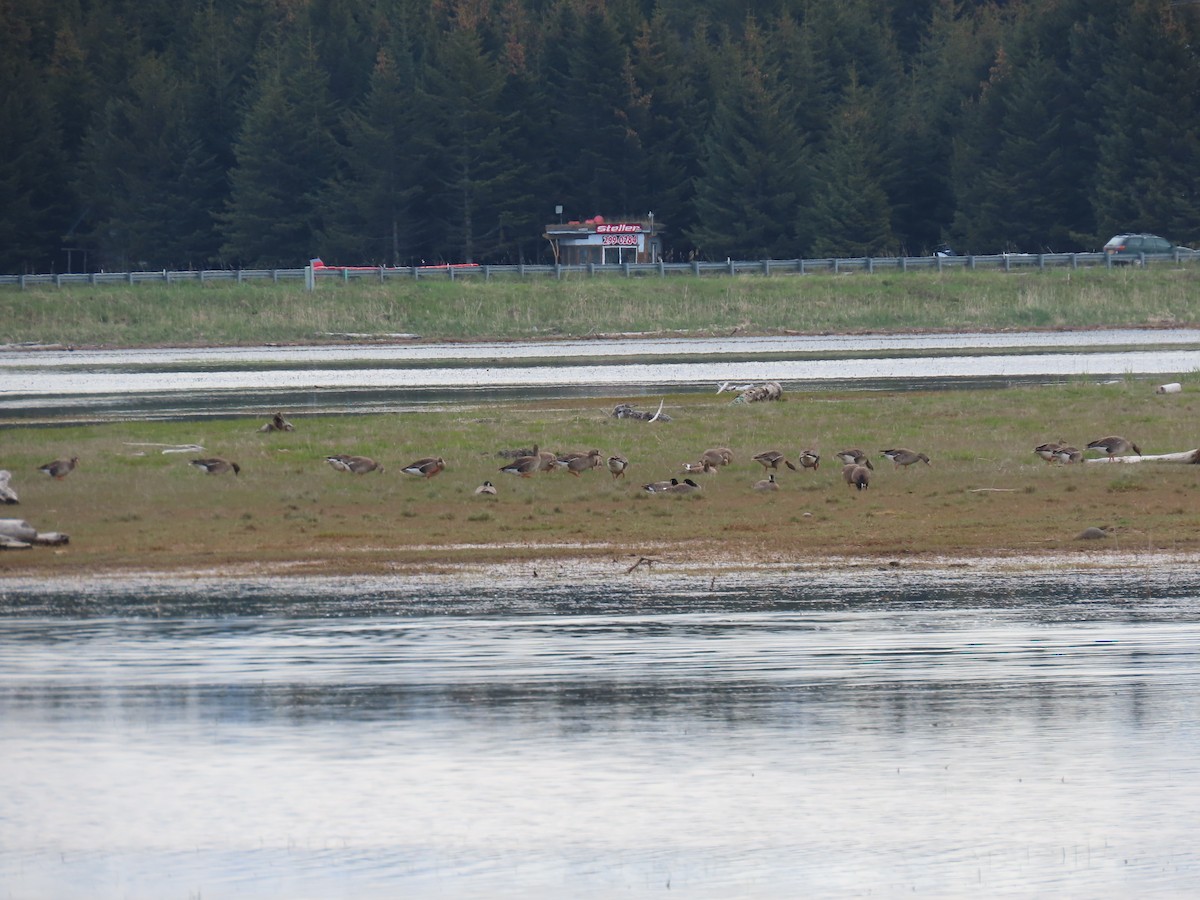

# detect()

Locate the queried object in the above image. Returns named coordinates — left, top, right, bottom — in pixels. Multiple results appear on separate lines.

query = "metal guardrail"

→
left=3, top=250, right=1197, bottom=288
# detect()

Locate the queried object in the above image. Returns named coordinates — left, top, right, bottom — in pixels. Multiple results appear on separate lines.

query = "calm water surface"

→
left=2, top=568, right=1198, bottom=898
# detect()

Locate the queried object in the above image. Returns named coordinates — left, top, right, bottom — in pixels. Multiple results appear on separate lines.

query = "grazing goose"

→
left=701, top=447, right=734, bottom=467
left=753, top=450, right=798, bottom=472
left=798, top=450, right=820, bottom=471
left=607, top=455, right=629, bottom=480
left=474, top=481, right=498, bottom=495
left=881, top=449, right=931, bottom=469
left=1034, top=440, right=1065, bottom=464
left=0, top=470, right=18, bottom=504
left=500, top=455, right=542, bottom=477
left=834, top=449, right=874, bottom=470
left=190, top=457, right=239, bottom=475
left=402, top=456, right=445, bottom=478
left=681, top=459, right=719, bottom=475
left=1086, top=436, right=1142, bottom=460
left=642, top=478, right=680, bottom=493
left=555, top=449, right=602, bottom=476
left=663, top=478, right=702, bottom=494
left=753, top=473, right=780, bottom=491
left=1053, top=445, right=1084, bottom=465
left=37, top=456, right=79, bottom=480
left=325, top=454, right=383, bottom=474
left=842, top=463, right=870, bottom=490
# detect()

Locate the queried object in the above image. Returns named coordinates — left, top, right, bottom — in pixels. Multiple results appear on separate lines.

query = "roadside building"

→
left=544, top=216, right=663, bottom=265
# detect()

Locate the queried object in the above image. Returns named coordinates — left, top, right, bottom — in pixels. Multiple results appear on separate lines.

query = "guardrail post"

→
left=623, top=262, right=631, bottom=277
left=834, top=258, right=840, bottom=274
left=799, top=258, right=805, bottom=274
left=305, top=263, right=314, bottom=291
left=555, top=264, right=563, bottom=280
left=1003, top=255, right=1011, bottom=272
left=762, top=259, right=770, bottom=275
left=692, top=260, right=700, bottom=277
left=587, top=263, right=595, bottom=277
left=658, top=260, right=665, bottom=277
left=727, top=259, right=735, bottom=276
left=866, top=257, right=874, bottom=274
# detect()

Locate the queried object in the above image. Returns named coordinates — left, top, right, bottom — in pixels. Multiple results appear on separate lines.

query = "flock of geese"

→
left=1, top=410, right=1142, bottom=509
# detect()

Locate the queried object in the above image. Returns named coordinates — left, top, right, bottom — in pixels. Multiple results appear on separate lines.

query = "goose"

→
left=555, top=449, right=602, bottom=476
left=0, top=470, right=18, bottom=504
left=663, top=478, right=702, bottom=494
left=681, top=459, right=719, bottom=474
left=1053, top=445, right=1084, bottom=465
left=190, top=457, right=239, bottom=475
left=37, top=456, right=79, bottom=480
left=474, top=481, right=498, bottom=495
left=500, top=455, right=541, bottom=477
left=798, top=450, right=820, bottom=471
left=881, top=449, right=931, bottom=469
left=642, top=478, right=679, bottom=493
left=842, top=463, right=870, bottom=490
left=403, top=456, right=445, bottom=478
left=701, top=447, right=734, bottom=467
left=753, top=473, right=779, bottom=491
left=1034, top=440, right=1065, bottom=464
left=326, top=454, right=383, bottom=474
left=1086, top=436, right=1142, bottom=460
left=607, top=455, right=629, bottom=480
left=753, top=450, right=797, bottom=472
left=834, top=449, right=874, bottom=470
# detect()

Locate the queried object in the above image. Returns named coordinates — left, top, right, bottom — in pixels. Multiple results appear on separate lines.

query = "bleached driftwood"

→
left=125, top=442, right=204, bottom=455
left=612, top=401, right=671, bottom=423
left=0, top=519, right=69, bottom=548
left=1085, top=449, right=1199, bottom=464
left=730, top=381, right=784, bottom=404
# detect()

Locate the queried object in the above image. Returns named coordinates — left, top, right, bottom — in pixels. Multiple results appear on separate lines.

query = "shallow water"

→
left=2, top=328, right=1198, bottom=421
left=2, top=569, right=1198, bottom=898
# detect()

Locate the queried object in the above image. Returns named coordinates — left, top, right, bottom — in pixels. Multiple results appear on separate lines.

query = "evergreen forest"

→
left=3, top=0, right=1200, bottom=273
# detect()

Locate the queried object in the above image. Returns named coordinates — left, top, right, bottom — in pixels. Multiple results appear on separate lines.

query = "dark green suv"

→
left=1102, top=233, right=1197, bottom=264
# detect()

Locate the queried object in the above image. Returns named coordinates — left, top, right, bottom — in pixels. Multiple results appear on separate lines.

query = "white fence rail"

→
left=3, top=250, right=1197, bottom=289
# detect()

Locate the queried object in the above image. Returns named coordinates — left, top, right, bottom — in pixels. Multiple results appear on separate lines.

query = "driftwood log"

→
left=730, top=381, right=784, bottom=404
left=1085, top=449, right=1200, bottom=464
left=612, top=401, right=671, bottom=423
left=0, top=519, right=69, bottom=549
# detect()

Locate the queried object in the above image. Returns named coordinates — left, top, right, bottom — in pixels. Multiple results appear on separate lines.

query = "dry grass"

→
left=2, top=378, right=1199, bottom=578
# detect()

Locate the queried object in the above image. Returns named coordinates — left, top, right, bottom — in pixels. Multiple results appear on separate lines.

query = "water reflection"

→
left=2, top=570, right=1199, bottom=898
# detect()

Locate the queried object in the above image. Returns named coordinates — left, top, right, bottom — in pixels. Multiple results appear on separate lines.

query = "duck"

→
left=834, top=449, right=874, bottom=470
left=474, top=480, right=498, bottom=495
left=402, top=456, right=445, bottom=478
left=842, top=463, right=870, bottom=490
left=753, top=473, right=779, bottom=491
left=701, top=447, right=734, bottom=467
left=881, top=448, right=931, bottom=469
left=37, top=456, right=79, bottom=480
left=607, top=455, right=629, bottom=479
left=642, top=478, right=680, bottom=493
left=555, top=449, right=602, bottom=476
left=681, top=459, right=719, bottom=475
left=1034, top=440, right=1065, bottom=464
left=798, top=450, right=820, bottom=471
left=190, top=457, right=240, bottom=475
left=0, top=470, right=18, bottom=504
left=753, top=450, right=798, bottom=472
left=1086, top=436, right=1142, bottom=460
left=500, top=454, right=542, bottom=477
left=663, top=478, right=702, bottom=494
left=325, top=454, right=383, bottom=474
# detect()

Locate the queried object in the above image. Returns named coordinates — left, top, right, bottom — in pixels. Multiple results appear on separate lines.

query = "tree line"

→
left=2, top=0, right=1199, bottom=273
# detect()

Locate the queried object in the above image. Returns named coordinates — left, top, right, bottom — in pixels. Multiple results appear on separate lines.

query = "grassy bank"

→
left=3, top=267, right=1200, bottom=348
left=2, top=378, right=1198, bottom=577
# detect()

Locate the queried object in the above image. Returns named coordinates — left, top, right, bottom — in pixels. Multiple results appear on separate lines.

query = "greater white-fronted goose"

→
left=1086, top=436, right=1142, bottom=460
left=881, top=448, right=930, bottom=469
left=190, top=457, right=239, bottom=475
left=402, top=456, right=445, bottom=478
left=607, top=455, right=629, bottom=479
left=753, top=450, right=797, bottom=472
left=326, top=454, right=383, bottom=474
left=37, top=456, right=79, bottom=480
left=834, top=449, right=873, bottom=469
